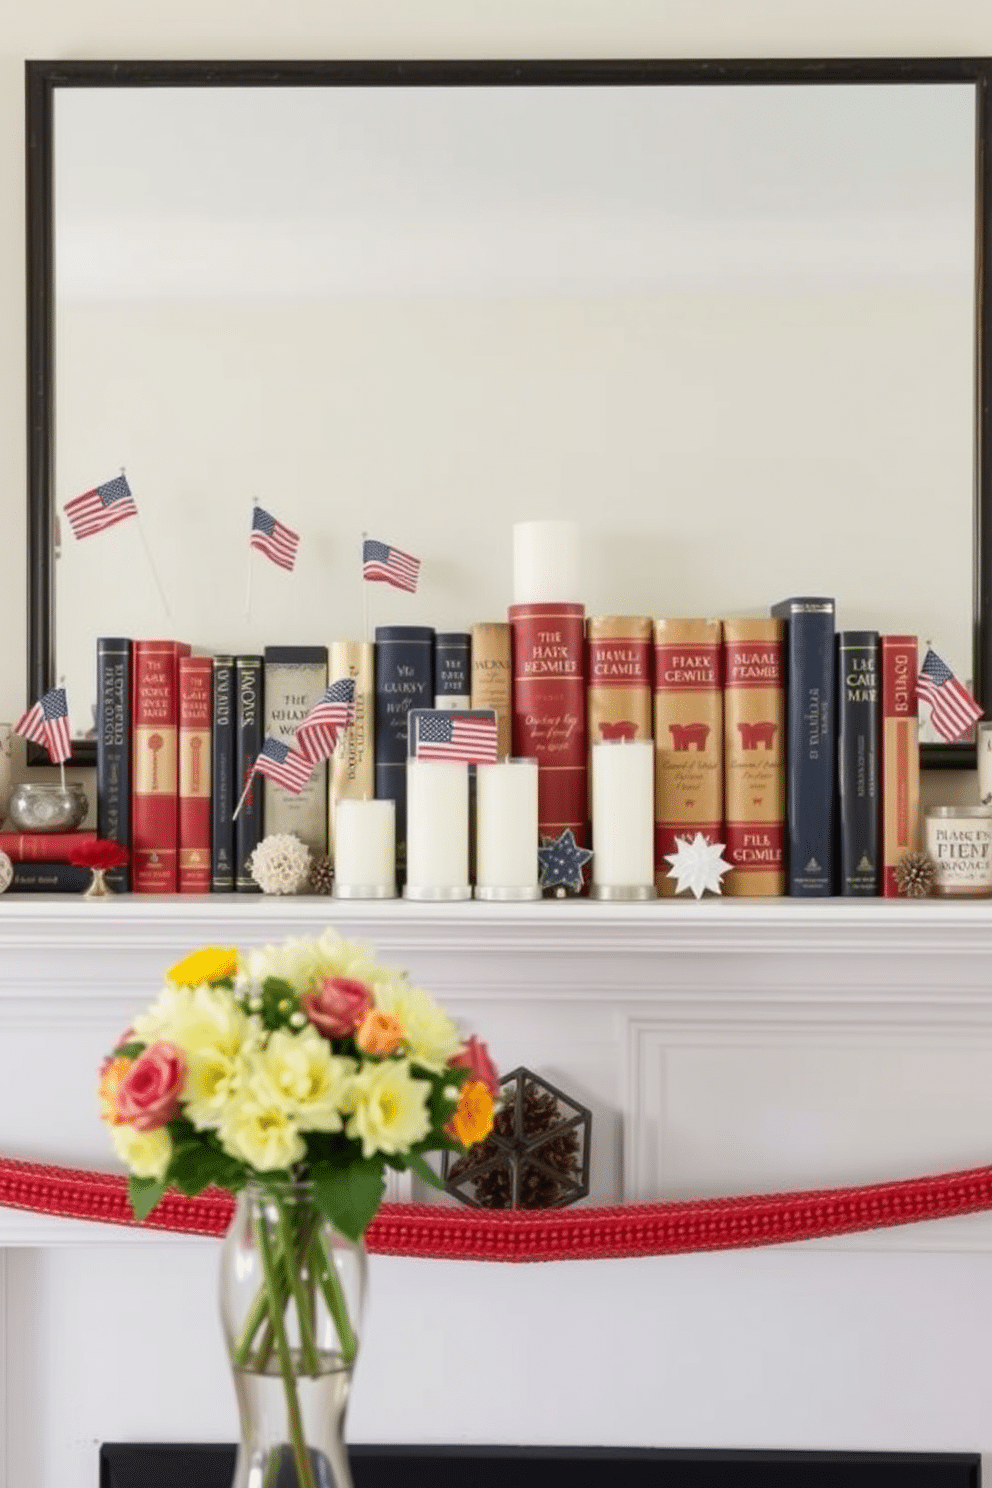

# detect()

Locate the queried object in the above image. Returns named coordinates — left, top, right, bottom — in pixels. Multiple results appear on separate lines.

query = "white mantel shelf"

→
left=5, top=894, right=992, bottom=1481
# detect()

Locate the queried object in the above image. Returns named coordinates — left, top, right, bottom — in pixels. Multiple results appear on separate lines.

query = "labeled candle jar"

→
left=923, top=805, right=992, bottom=897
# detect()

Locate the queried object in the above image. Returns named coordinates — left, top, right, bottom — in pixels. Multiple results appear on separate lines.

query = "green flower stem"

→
left=276, top=1200, right=322, bottom=1378
left=312, top=1229, right=358, bottom=1365
left=254, top=1214, right=317, bottom=1488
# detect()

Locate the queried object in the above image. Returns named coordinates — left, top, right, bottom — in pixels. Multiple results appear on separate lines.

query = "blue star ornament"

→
left=538, top=828, right=594, bottom=895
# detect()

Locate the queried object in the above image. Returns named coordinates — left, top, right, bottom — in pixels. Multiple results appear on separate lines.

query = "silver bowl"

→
left=6, top=782, right=89, bottom=833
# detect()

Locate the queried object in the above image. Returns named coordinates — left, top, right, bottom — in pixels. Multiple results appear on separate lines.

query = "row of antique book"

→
left=4, top=601, right=919, bottom=895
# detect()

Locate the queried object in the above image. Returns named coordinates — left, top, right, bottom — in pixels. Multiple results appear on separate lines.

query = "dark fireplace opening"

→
left=99, top=1443, right=981, bottom=1488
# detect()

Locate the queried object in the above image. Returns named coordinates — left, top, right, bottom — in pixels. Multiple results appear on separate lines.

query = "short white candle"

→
left=512, top=520, right=580, bottom=604
left=591, top=740, right=655, bottom=890
left=405, top=759, right=470, bottom=898
left=476, top=758, right=539, bottom=895
left=333, top=798, right=396, bottom=898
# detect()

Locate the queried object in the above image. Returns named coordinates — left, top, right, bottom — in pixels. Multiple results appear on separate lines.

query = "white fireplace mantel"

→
left=3, top=895, right=992, bottom=1486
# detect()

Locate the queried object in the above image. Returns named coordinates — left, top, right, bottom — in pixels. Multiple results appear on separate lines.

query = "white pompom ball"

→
left=247, top=833, right=312, bottom=895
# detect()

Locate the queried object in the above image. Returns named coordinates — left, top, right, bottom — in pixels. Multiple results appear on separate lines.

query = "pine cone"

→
left=308, top=855, right=335, bottom=896
left=893, top=849, right=937, bottom=898
left=447, top=1077, right=582, bottom=1209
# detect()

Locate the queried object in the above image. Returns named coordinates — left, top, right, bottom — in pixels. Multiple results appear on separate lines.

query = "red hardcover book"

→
left=132, top=639, right=191, bottom=893
left=508, top=602, right=588, bottom=848
left=881, top=634, right=920, bottom=898
left=722, top=618, right=786, bottom=896
left=0, top=830, right=98, bottom=862
left=178, top=654, right=213, bottom=894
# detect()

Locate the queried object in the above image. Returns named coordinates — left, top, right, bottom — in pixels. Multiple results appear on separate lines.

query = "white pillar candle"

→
left=512, top=520, right=581, bottom=603
left=404, top=759, right=471, bottom=899
left=332, top=798, right=396, bottom=898
left=591, top=740, right=656, bottom=896
left=475, top=758, right=540, bottom=899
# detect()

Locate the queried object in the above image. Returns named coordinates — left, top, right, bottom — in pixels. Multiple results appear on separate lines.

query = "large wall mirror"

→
left=25, top=58, right=992, bottom=767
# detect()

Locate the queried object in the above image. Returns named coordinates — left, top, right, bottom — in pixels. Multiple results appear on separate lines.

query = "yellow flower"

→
left=167, top=946, right=239, bottom=987
left=252, top=1027, right=356, bottom=1133
left=111, top=1123, right=173, bottom=1181
left=343, top=1059, right=432, bottom=1159
left=218, top=1089, right=306, bottom=1172
left=99, top=1055, right=133, bottom=1125
left=373, top=984, right=461, bottom=1072
left=448, top=1079, right=494, bottom=1146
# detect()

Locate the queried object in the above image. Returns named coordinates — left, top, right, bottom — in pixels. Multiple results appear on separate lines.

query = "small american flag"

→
left=253, top=736, right=314, bottom=794
left=412, top=709, right=499, bottom=764
left=63, top=474, right=137, bottom=540
left=250, top=506, right=300, bottom=572
left=362, top=538, right=420, bottom=594
left=295, top=678, right=357, bottom=764
left=14, top=687, right=72, bottom=764
left=917, top=648, right=983, bottom=742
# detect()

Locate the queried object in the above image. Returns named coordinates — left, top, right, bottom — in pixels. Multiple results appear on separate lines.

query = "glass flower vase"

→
left=219, top=1181, right=368, bottom=1488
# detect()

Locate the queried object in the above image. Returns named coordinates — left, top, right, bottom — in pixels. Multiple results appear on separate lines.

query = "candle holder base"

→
left=403, top=885, right=473, bottom=901
left=332, top=884, right=397, bottom=900
left=589, top=884, right=657, bottom=901
left=474, top=885, right=543, bottom=901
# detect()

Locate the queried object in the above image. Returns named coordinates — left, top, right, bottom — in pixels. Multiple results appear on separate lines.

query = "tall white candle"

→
left=512, top=520, right=580, bottom=603
left=333, top=798, right=396, bottom=898
left=405, top=759, right=471, bottom=899
left=475, top=758, right=540, bottom=898
left=591, top=740, right=656, bottom=894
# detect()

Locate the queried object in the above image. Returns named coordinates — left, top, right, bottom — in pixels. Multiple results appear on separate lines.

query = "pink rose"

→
left=302, top=976, right=374, bottom=1038
left=116, top=1041, right=185, bottom=1131
left=449, top=1035, right=500, bottom=1099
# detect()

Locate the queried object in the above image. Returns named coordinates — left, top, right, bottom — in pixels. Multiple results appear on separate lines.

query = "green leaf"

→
left=128, top=1174, right=166, bottom=1221
left=167, top=1142, right=244, bottom=1196
left=406, top=1151, right=446, bottom=1192
left=312, top=1158, right=385, bottom=1241
left=112, top=1040, right=146, bottom=1060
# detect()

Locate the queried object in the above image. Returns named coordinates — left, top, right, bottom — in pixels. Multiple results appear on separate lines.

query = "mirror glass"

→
left=38, top=70, right=982, bottom=754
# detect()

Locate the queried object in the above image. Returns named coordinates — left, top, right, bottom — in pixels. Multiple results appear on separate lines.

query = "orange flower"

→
left=99, top=1055, right=134, bottom=1125
left=355, top=1008, right=405, bottom=1057
left=447, top=1079, right=494, bottom=1147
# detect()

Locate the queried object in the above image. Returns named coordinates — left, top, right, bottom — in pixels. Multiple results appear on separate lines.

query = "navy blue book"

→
left=836, top=631, right=880, bottom=896
left=770, top=596, right=836, bottom=895
left=211, top=654, right=236, bottom=892
left=234, top=654, right=264, bottom=892
left=96, top=637, right=132, bottom=892
left=434, top=632, right=472, bottom=708
left=8, top=862, right=90, bottom=893
left=374, top=625, right=434, bottom=881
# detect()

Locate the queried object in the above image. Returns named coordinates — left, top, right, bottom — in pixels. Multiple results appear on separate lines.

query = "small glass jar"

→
left=923, top=805, right=992, bottom=897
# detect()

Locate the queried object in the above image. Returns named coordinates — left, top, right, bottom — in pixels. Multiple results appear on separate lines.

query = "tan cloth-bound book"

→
left=722, top=617, right=786, bottom=897
left=653, top=619, right=723, bottom=896
left=327, top=640, right=375, bottom=866
left=880, top=634, right=920, bottom=897
left=470, top=622, right=513, bottom=761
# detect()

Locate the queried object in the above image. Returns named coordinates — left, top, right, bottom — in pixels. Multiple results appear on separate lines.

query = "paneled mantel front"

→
left=3, top=896, right=992, bottom=1486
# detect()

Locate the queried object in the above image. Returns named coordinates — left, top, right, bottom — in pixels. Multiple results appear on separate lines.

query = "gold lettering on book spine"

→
left=722, top=618, right=786, bottom=897
left=328, top=641, right=375, bottom=865
left=654, top=618, right=723, bottom=895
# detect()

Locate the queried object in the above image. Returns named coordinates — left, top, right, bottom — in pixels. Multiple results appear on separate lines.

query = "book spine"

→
left=722, top=618, right=786, bottom=897
left=434, top=633, right=472, bottom=710
left=211, top=655, right=236, bottom=891
left=881, top=634, right=920, bottom=897
left=235, top=654, right=264, bottom=892
left=263, top=645, right=329, bottom=860
left=770, top=598, right=836, bottom=896
left=837, top=631, right=881, bottom=895
left=178, top=654, right=213, bottom=894
left=470, top=623, right=513, bottom=761
left=587, top=616, right=653, bottom=745
left=374, top=627, right=434, bottom=880
left=6, top=862, right=91, bottom=893
left=652, top=619, right=723, bottom=895
left=328, top=641, right=375, bottom=868
left=0, top=830, right=98, bottom=862
left=508, top=603, right=588, bottom=847
left=96, top=637, right=132, bottom=891
left=132, top=640, right=189, bottom=893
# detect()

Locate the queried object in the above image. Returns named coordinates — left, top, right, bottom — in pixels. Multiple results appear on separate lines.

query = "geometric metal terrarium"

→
left=441, top=1066, right=591, bottom=1209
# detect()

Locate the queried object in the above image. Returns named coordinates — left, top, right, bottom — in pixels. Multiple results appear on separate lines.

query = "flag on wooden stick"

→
left=14, top=687, right=72, bottom=764
left=917, top=648, right=983, bottom=742
left=295, top=678, right=356, bottom=764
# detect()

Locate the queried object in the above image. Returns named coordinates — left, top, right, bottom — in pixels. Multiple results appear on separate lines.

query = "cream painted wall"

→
left=2, top=0, right=990, bottom=807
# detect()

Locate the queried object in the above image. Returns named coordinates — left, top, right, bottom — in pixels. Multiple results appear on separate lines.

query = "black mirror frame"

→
left=24, top=55, right=992, bottom=769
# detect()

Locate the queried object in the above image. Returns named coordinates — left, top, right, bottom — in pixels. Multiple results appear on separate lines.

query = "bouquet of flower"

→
left=99, top=929, right=499, bottom=1237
